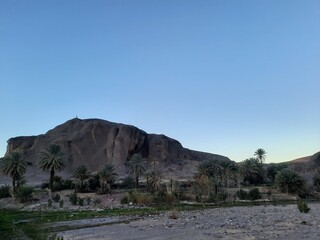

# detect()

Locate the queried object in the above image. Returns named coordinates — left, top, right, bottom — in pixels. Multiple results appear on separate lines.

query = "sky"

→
left=0, top=0, right=319, bottom=163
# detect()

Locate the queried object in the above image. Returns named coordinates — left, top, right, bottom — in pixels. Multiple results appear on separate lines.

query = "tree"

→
left=0, top=151, right=27, bottom=194
left=254, top=148, right=266, bottom=164
left=39, top=144, right=65, bottom=191
left=239, top=158, right=264, bottom=185
left=313, top=170, right=320, bottom=191
left=126, top=154, right=146, bottom=188
left=72, top=165, right=91, bottom=192
left=98, top=164, right=117, bottom=194
left=145, top=169, right=163, bottom=193
left=274, top=169, right=305, bottom=194
left=266, top=163, right=287, bottom=182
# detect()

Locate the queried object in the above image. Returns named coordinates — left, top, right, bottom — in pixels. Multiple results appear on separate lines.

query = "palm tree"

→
left=254, top=148, right=266, bottom=164
left=98, top=164, right=117, bottom=193
left=239, top=158, right=264, bottom=185
left=72, top=165, right=91, bottom=192
left=0, top=151, right=27, bottom=193
left=39, top=144, right=65, bottom=191
left=126, top=154, right=146, bottom=188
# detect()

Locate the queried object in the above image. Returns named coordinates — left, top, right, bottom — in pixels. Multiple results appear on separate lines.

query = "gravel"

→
left=58, top=203, right=320, bottom=240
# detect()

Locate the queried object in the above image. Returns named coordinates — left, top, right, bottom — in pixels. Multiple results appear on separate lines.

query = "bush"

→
left=168, top=210, right=179, bottom=219
left=208, top=192, right=228, bottom=203
left=52, top=193, right=61, bottom=203
left=59, top=199, right=64, bottom=208
left=0, top=185, right=11, bottom=198
left=16, top=185, right=34, bottom=203
left=78, top=198, right=84, bottom=206
left=93, top=199, right=101, bottom=206
left=69, top=191, right=78, bottom=205
left=40, top=182, right=49, bottom=189
left=122, top=176, right=135, bottom=189
left=275, top=169, right=305, bottom=194
left=248, top=188, right=261, bottom=200
left=48, top=199, right=52, bottom=207
left=237, top=189, right=248, bottom=200
left=86, top=196, right=91, bottom=205
left=123, top=191, right=154, bottom=205
left=297, top=200, right=310, bottom=213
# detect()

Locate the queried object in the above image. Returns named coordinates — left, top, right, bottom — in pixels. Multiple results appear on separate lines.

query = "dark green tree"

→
left=126, top=154, right=146, bottom=188
left=39, top=144, right=65, bottom=191
left=0, top=151, right=27, bottom=193
left=254, top=148, right=266, bottom=164
left=274, top=169, right=304, bottom=194
left=98, top=164, right=117, bottom=193
left=239, top=158, right=264, bottom=185
left=72, top=165, right=91, bottom=192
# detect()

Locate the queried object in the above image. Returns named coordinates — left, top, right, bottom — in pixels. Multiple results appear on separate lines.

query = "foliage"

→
left=122, top=176, right=135, bottom=189
left=239, top=158, right=264, bottom=185
left=248, top=188, right=261, bottom=200
left=274, top=169, right=305, bottom=194
left=89, top=173, right=100, bottom=190
left=39, top=144, right=65, bottom=191
left=266, top=163, right=288, bottom=182
left=78, top=197, right=84, bottom=206
left=16, top=185, right=34, bottom=203
left=59, top=199, right=64, bottom=208
left=121, top=191, right=153, bottom=205
left=192, top=175, right=211, bottom=202
left=52, top=193, right=61, bottom=203
left=237, top=189, right=249, bottom=200
left=72, top=165, right=91, bottom=192
left=0, top=151, right=27, bottom=193
left=48, top=198, right=52, bottom=207
left=98, top=164, right=117, bottom=194
left=145, top=169, right=163, bottom=193
left=0, top=185, right=11, bottom=198
left=254, top=148, right=266, bottom=164
left=208, top=192, right=228, bottom=203
left=297, top=200, right=310, bottom=213
left=68, top=191, right=78, bottom=205
left=126, top=154, right=146, bottom=188
left=313, top=170, right=320, bottom=191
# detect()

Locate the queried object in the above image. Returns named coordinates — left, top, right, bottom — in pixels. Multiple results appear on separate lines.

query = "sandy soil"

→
left=56, top=203, right=320, bottom=240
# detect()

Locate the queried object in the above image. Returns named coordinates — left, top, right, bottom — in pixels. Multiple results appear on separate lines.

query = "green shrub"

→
left=48, top=198, right=52, bottom=207
left=248, top=188, right=261, bottom=200
left=52, top=193, right=61, bottom=202
left=297, top=200, right=310, bottom=213
left=40, top=182, right=49, bottom=189
left=93, top=198, right=101, bottom=206
left=0, top=185, right=11, bottom=198
left=69, top=191, right=78, bottom=205
left=122, top=176, right=135, bottom=189
left=59, top=199, right=64, bottom=208
left=121, top=194, right=130, bottom=204
left=208, top=192, right=228, bottom=203
left=237, top=189, right=248, bottom=200
left=78, top=197, right=84, bottom=206
left=86, top=196, right=91, bottom=205
left=16, top=185, right=34, bottom=203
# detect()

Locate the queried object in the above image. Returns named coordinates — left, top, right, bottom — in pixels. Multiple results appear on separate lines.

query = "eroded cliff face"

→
left=5, top=118, right=230, bottom=179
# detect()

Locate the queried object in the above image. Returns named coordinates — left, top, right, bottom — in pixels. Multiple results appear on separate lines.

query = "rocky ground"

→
left=56, top=203, right=320, bottom=240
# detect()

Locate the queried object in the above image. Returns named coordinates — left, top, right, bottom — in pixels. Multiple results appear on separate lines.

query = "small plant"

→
left=248, top=188, right=261, bottom=200
left=69, top=191, right=78, bottom=205
left=48, top=234, right=64, bottom=240
left=168, top=209, right=179, bottom=219
left=86, top=196, right=91, bottom=205
left=16, top=185, right=34, bottom=203
left=78, top=197, right=84, bottom=206
left=122, top=176, right=135, bottom=189
left=40, top=182, right=49, bottom=189
left=59, top=199, right=64, bottom=208
left=48, top=198, right=52, bottom=207
left=121, top=194, right=130, bottom=204
left=297, top=200, right=310, bottom=213
left=52, top=193, right=61, bottom=202
left=93, top=198, right=101, bottom=206
left=236, top=189, right=248, bottom=200
left=0, top=185, right=11, bottom=198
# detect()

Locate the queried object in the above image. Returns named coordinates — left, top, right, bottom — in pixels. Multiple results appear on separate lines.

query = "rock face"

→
left=4, top=118, right=230, bottom=181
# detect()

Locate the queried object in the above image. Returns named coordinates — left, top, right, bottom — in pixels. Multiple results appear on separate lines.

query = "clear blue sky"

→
left=0, top=0, right=319, bottom=163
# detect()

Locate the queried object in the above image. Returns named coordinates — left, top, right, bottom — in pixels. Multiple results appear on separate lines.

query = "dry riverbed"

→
left=57, top=203, right=320, bottom=240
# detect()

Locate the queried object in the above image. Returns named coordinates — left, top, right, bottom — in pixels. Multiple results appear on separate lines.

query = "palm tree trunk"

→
left=12, top=177, right=16, bottom=196
left=50, top=168, right=55, bottom=191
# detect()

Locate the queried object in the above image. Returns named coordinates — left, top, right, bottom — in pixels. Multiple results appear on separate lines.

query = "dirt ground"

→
left=55, top=203, right=320, bottom=240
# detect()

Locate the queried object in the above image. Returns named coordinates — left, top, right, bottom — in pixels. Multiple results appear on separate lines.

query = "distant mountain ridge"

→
left=3, top=118, right=231, bottom=182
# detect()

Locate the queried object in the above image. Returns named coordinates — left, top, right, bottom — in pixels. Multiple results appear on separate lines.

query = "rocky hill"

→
left=2, top=118, right=231, bottom=183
